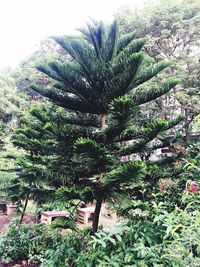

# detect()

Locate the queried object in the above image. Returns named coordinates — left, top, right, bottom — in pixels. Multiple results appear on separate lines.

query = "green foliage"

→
left=0, top=71, right=28, bottom=137
left=0, top=220, right=90, bottom=266
left=1, top=177, right=200, bottom=266
left=51, top=217, right=77, bottom=230
left=72, top=197, right=200, bottom=266
left=116, top=0, right=200, bottom=142
left=8, top=19, right=184, bottom=233
left=103, top=161, right=145, bottom=187
left=0, top=221, right=48, bottom=264
left=194, top=114, right=200, bottom=130
left=40, top=228, right=91, bottom=267
left=0, top=139, right=24, bottom=203
left=32, top=20, right=177, bottom=115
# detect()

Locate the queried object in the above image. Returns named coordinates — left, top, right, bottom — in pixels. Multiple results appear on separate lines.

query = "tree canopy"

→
left=8, top=19, right=184, bottom=232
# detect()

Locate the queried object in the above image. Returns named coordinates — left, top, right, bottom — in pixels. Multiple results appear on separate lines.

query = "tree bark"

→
left=184, top=108, right=190, bottom=143
left=20, top=196, right=29, bottom=224
left=101, top=114, right=106, bottom=128
left=92, top=199, right=102, bottom=233
left=91, top=114, right=106, bottom=233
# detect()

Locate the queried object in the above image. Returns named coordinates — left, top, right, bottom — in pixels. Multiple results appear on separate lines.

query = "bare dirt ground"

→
left=0, top=214, right=35, bottom=233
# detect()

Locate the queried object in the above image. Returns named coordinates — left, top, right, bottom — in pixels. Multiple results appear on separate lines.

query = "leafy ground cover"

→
left=0, top=260, right=39, bottom=267
left=1, top=172, right=200, bottom=267
left=0, top=198, right=200, bottom=267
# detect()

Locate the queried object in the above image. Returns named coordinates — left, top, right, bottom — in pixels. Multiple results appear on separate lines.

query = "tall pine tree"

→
left=13, top=20, right=183, bottom=232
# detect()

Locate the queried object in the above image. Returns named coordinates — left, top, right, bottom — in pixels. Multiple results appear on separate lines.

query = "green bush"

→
left=0, top=219, right=91, bottom=266
left=40, top=202, right=200, bottom=266
left=41, top=228, right=91, bottom=267
left=1, top=177, right=200, bottom=266
left=73, top=205, right=200, bottom=266
left=0, top=220, right=63, bottom=264
left=51, top=217, right=77, bottom=230
left=0, top=221, right=41, bottom=263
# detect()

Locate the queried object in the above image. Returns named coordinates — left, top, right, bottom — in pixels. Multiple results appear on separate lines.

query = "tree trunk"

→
left=101, top=114, right=106, bottom=128
left=184, top=108, right=190, bottom=143
left=91, top=114, right=106, bottom=233
left=20, top=196, right=29, bottom=224
left=92, top=199, right=102, bottom=233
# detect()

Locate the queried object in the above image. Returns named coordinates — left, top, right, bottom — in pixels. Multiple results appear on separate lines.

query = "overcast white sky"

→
left=0, top=0, right=146, bottom=70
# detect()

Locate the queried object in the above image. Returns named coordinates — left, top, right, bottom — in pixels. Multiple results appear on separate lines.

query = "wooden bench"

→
left=41, top=211, right=69, bottom=225
left=76, top=207, right=95, bottom=225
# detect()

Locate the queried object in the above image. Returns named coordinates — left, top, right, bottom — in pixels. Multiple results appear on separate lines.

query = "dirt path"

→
left=0, top=214, right=35, bottom=233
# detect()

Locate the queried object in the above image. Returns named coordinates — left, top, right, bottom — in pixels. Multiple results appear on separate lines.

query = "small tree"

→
left=13, top=20, right=184, bottom=232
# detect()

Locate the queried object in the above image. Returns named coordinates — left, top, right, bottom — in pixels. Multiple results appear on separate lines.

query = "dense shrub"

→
left=50, top=217, right=77, bottom=230
left=0, top=221, right=64, bottom=264
left=39, top=203, right=200, bottom=266
left=1, top=176, right=200, bottom=266
left=33, top=202, right=199, bottom=266
left=41, top=229, right=91, bottom=267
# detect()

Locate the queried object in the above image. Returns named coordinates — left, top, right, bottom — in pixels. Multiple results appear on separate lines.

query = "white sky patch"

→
left=0, top=0, right=146, bottom=70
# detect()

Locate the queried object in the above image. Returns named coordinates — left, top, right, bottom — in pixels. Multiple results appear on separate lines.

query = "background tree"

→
left=0, top=38, right=61, bottom=198
left=12, top=37, right=69, bottom=101
left=0, top=70, right=30, bottom=203
left=0, top=70, right=28, bottom=138
left=115, top=0, right=200, bottom=142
